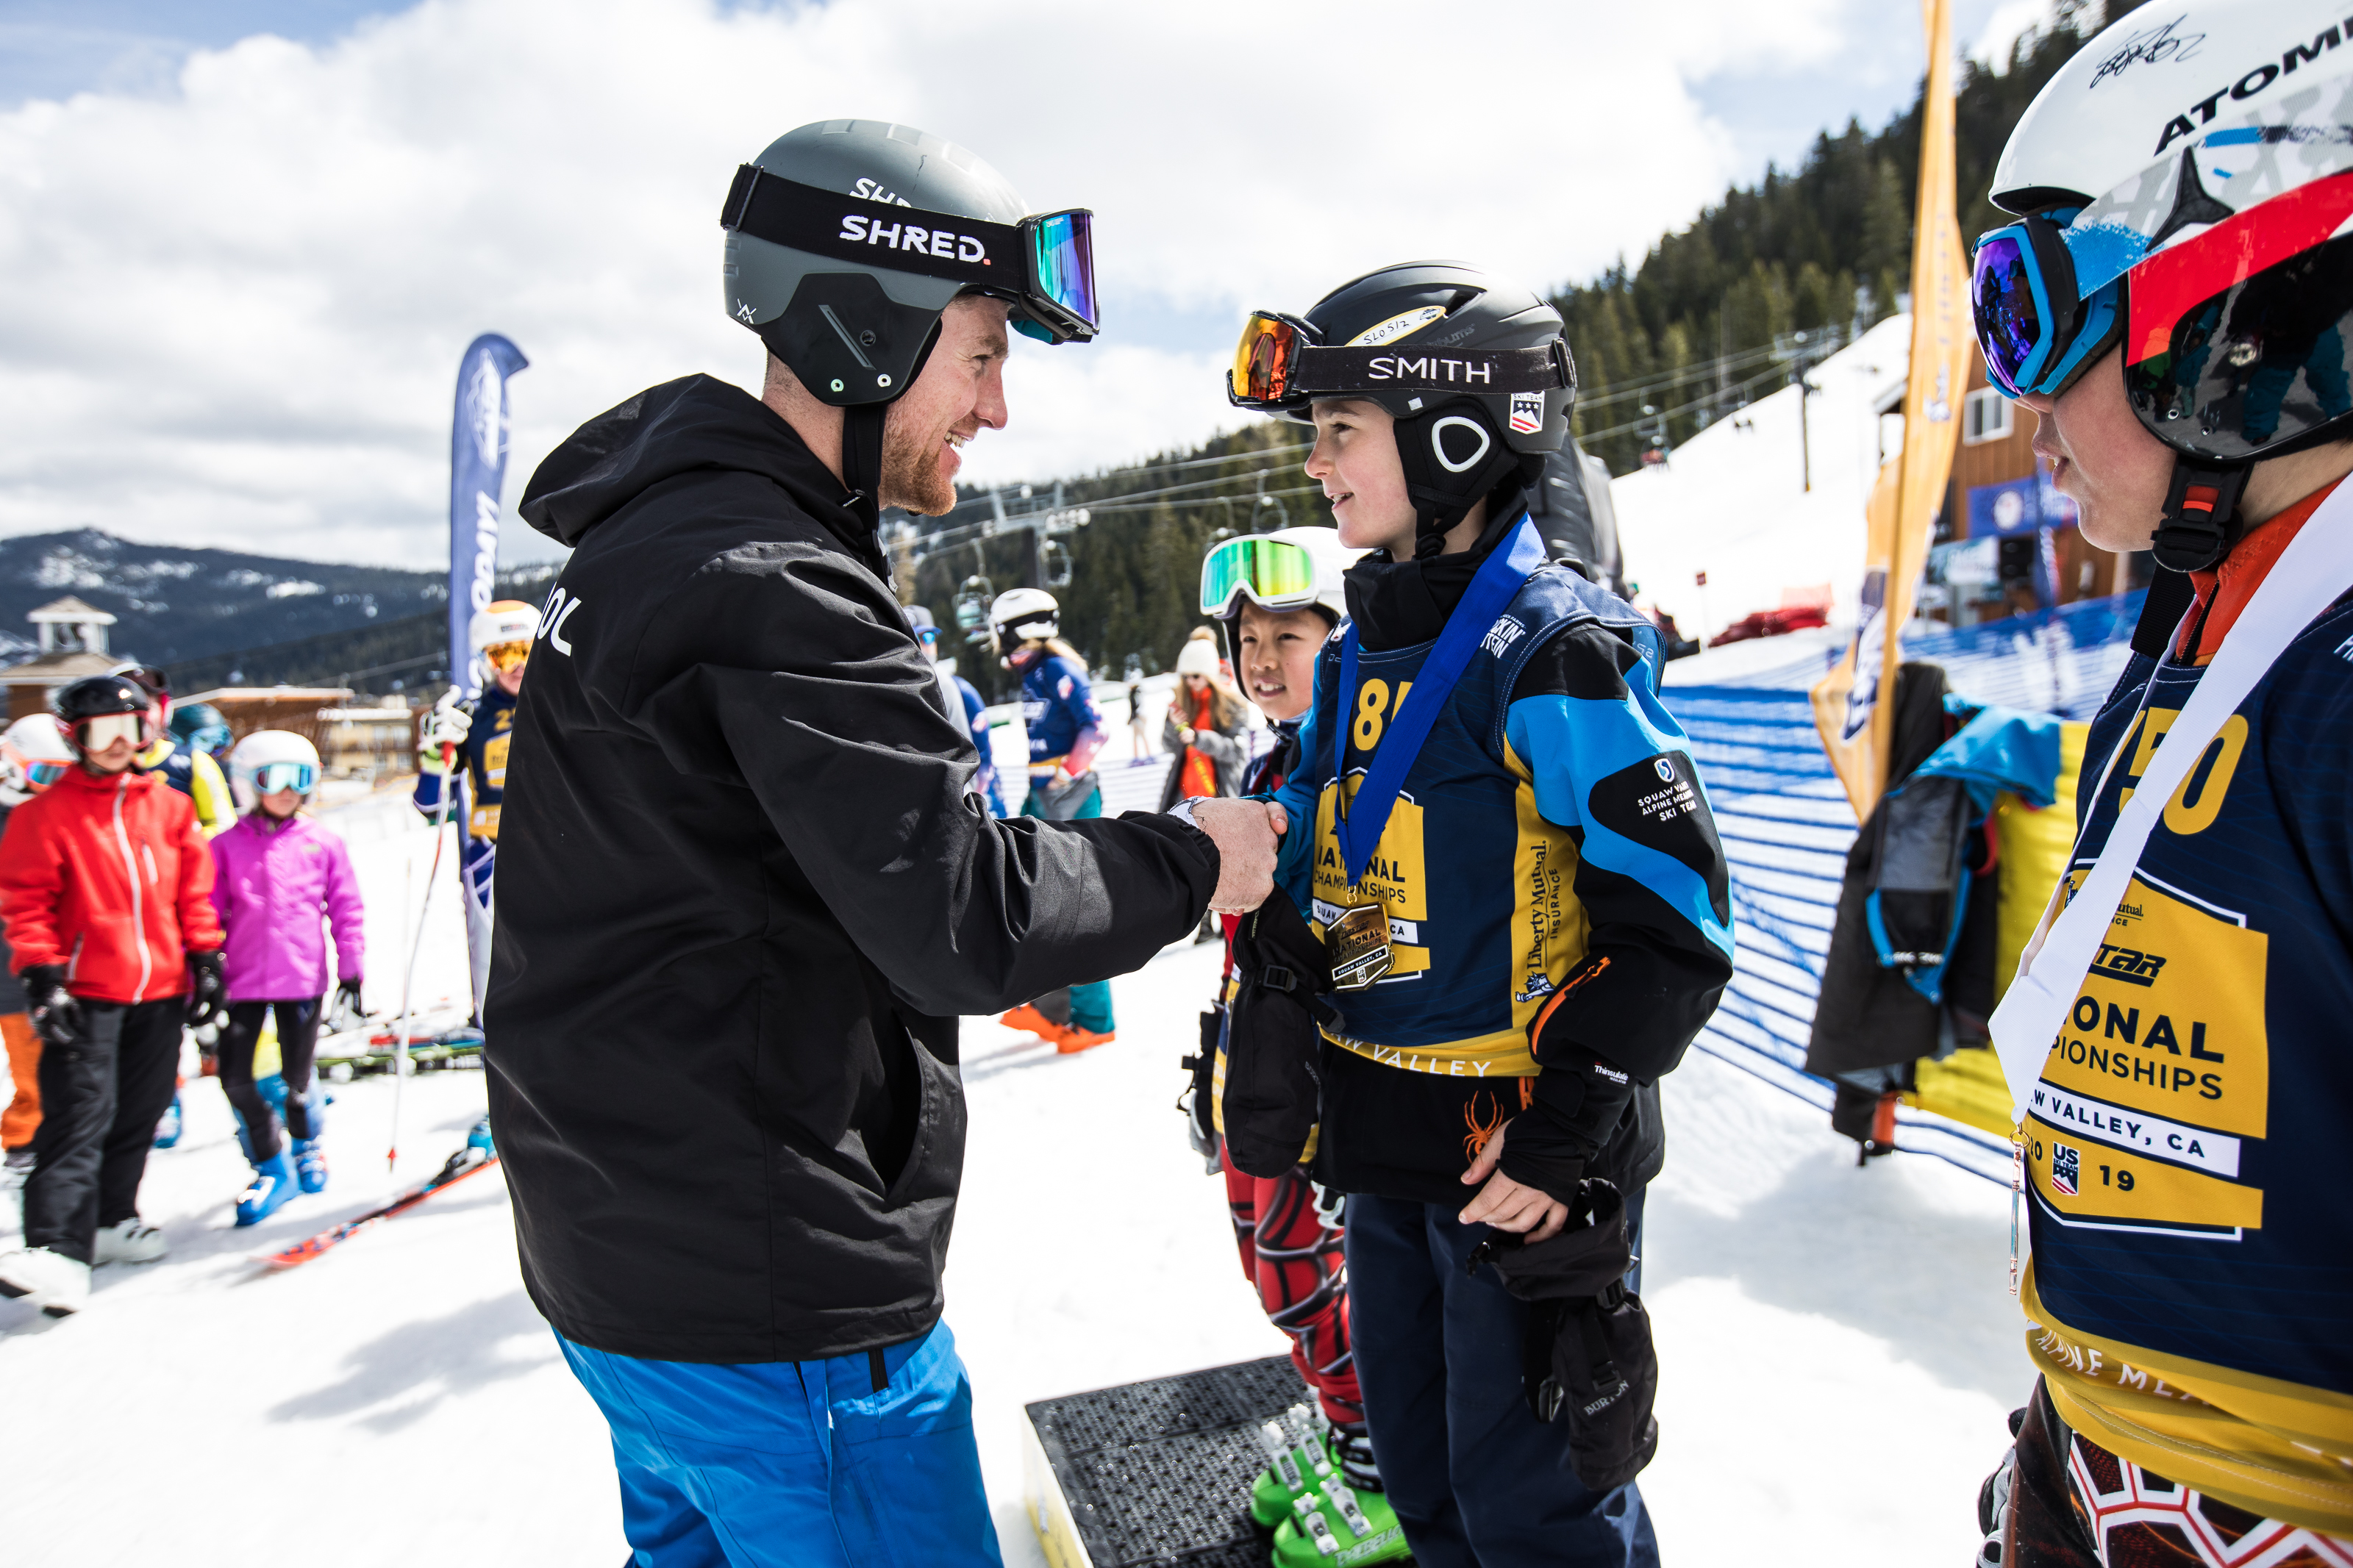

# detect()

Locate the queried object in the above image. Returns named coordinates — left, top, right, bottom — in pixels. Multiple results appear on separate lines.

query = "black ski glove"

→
left=1221, top=894, right=1334, bottom=1178
left=1468, top=1180, right=1660, bottom=1492
left=23, top=964, right=82, bottom=1048
left=1507, top=980, right=1643, bottom=1204
left=335, top=978, right=365, bottom=1017
left=186, top=950, right=226, bottom=1028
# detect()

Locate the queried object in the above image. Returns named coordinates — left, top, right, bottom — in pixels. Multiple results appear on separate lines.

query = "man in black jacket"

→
left=485, top=121, right=1282, bottom=1567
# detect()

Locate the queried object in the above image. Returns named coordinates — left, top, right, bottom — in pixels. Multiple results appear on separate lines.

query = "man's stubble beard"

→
left=879, top=407, right=955, bottom=515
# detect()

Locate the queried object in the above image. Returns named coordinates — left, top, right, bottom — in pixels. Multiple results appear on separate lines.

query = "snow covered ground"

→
left=1613, top=315, right=1913, bottom=647
left=2, top=787, right=2029, bottom=1564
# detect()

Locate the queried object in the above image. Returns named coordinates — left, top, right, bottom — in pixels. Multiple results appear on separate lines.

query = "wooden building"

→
left=1925, top=354, right=2145, bottom=627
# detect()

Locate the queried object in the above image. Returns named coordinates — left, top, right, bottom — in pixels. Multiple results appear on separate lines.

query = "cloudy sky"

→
left=0, top=0, right=2054, bottom=568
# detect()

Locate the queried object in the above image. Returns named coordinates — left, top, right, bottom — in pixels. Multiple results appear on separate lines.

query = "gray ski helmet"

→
left=1231, top=262, right=1577, bottom=551
left=722, top=121, right=1089, bottom=409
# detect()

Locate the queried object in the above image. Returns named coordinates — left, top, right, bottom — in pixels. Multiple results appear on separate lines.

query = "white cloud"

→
left=1969, top=0, right=2051, bottom=68
left=0, top=0, right=1850, bottom=568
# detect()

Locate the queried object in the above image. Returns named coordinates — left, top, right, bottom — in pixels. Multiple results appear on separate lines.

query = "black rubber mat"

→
left=1030, top=1353, right=1318, bottom=1568
left=1025, top=1356, right=1320, bottom=1568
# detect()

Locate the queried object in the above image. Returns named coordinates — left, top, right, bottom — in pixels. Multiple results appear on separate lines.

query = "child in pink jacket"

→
left=209, top=732, right=363, bottom=1225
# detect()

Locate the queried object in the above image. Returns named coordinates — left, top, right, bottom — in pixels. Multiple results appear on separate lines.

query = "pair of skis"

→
left=260, top=1144, right=499, bottom=1270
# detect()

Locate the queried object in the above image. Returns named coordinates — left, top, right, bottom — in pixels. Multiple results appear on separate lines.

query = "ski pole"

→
left=388, top=740, right=457, bottom=1172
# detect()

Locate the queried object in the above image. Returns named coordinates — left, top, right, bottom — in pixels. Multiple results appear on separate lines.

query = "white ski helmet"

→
left=1199, top=525, right=1358, bottom=630
left=1974, top=0, right=2353, bottom=569
left=226, top=729, right=321, bottom=813
left=0, top=713, right=72, bottom=807
left=469, top=598, right=540, bottom=656
left=990, top=587, right=1060, bottom=648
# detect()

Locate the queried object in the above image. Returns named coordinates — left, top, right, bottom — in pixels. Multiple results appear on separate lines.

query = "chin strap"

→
left=840, top=402, right=887, bottom=536
left=1395, top=404, right=1528, bottom=557
left=2149, top=460, right=2252, bottom=574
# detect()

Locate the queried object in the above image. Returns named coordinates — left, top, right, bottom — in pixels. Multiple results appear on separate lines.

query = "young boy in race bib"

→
left=1242, top=263, right=1735, bottom=1568
left=1970, top=4, right=2353, bottom=1560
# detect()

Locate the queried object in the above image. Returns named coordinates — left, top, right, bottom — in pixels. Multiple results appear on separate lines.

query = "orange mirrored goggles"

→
left=1228, top=312, right=1310, bottom=408
left=482, top=640, right=532, bottom=673
left=1225, top=309, right=1574, bottom=412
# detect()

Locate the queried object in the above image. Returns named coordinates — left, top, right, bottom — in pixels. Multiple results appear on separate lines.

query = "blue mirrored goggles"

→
left=1971, top=211, right=2129, bottom=401
left=252, top=761, right=315, bottom=795
left=24, top=762, right=65, bottom=788
left=1015, top=210, right=1096, bottom=345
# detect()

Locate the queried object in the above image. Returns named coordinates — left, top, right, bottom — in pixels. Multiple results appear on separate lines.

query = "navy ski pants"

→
left=1345, top=1192, right=1661, bottom=1568
left=559, top=1320, right=1002, bottom=1568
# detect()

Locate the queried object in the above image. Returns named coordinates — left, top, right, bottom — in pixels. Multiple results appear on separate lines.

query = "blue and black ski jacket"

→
left=1271, top=510, right=1734, bottom=1206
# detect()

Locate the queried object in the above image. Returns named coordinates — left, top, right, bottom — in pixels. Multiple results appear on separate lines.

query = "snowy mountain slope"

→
left=1, top=798, right=2027, bottom=1564
left=1612, top=315, right=1913, bottom=647
left=0, top=529, right=448, bottom=666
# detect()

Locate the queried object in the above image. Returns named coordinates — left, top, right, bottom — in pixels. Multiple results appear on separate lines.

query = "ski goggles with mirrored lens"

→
left=721, top=168, right=1099, bottom=344
left=482, top=640, right=532, bottom=673
left=253, top=762, right=316, bottom=795
left=1971, top=213, right=2125, bottom=401
left=1200, top=534, right=1322, bottom=617
left=23, top=761, right=65, bottom=788
left=1226, top=310, right=1570, bottom=410
left=74, top=713, right=149, bottom=751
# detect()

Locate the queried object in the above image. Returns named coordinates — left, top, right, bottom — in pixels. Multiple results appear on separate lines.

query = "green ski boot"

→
left=1248, top=1415, right=1332, bottom=1529
left=1270, top=1475, right=1409, bottom=1567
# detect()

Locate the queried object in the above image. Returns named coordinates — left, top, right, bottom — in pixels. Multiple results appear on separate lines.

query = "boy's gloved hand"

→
left=335, top=977, right=365, bottom=1017
left=186, top=950, right=226, bottom=1028
left=418, top=688, right=470, bottom=773
left=23, top=964, right=82, bottom=1047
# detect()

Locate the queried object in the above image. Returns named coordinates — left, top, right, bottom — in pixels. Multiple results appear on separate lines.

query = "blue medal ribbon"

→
left=1332, top=515, right=1547, bottom=888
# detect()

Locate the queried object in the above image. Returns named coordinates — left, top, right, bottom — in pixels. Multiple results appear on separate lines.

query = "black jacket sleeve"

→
left=625, top=541, right=1217, bottom=1017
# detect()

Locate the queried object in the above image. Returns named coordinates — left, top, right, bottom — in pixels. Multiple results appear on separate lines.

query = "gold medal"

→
left=1327, top=903, right=1395, bottom=991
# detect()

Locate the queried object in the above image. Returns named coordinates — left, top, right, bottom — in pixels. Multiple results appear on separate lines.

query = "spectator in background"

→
left=115, top=667, right=234, bottom=1150
left=1159, top=632, right=1254, bottom=810
left=1127, top=677, right=1152, bottom=762
left=1162, top=632, right=1257, bottom=945
left=0, top=715, right=73, bottom=1196
left=209, top=730, right=364, bottom=1227
left=168, top=701, right=234, bottom=761
left=117, top=665, right=234, bottom=837
left=908, top=606, right=1004, bottom=819
left=0, top=675, right=225, bottom=1317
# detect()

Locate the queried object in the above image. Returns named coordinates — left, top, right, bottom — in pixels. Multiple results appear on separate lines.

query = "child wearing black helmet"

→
left=0, top=673, right=225, bottom=1316
left=1234, top=263, right=1735, bottom=1567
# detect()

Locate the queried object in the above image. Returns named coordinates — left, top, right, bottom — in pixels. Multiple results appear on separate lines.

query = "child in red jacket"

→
left=0, top=675, right=224, bottom=1316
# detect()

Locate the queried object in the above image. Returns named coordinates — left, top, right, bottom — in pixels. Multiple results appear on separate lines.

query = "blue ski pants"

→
left=558, top=1320, right=1003, bottom=1568
left=1344, top=1192, right=1660, bottom=1568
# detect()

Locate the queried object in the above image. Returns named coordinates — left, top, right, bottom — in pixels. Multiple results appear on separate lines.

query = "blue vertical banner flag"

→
left=448, top=334, right=529, bottom=701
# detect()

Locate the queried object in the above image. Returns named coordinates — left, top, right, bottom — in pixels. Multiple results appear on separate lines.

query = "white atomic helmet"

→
left=989, top=587, right=1060, bottom=651
left=226, top=729, right=322, bottom=813
left=0, top=714, right=73, bottom=807
left=1974, top=0, right=2353, bottom=569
